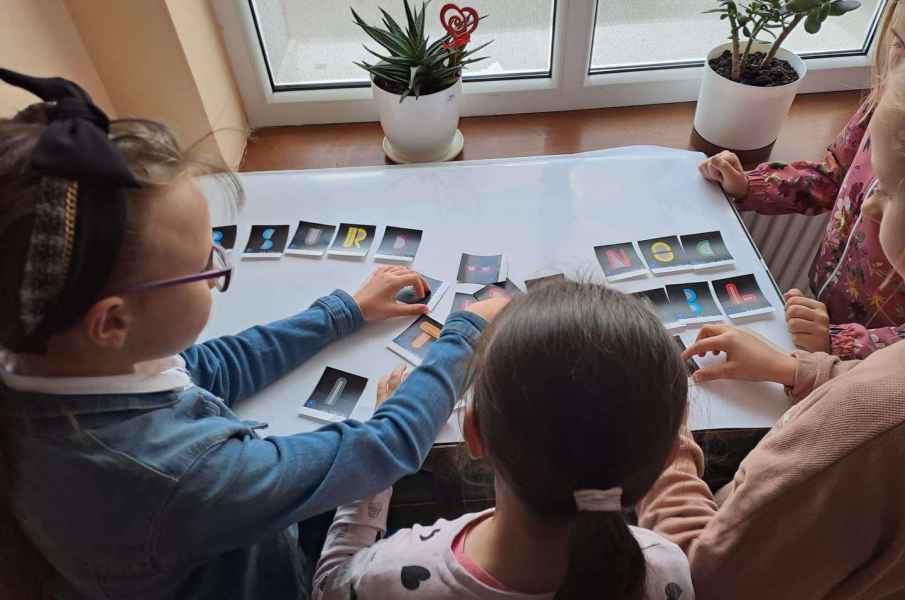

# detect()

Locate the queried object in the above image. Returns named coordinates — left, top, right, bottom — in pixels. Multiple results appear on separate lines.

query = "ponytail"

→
left=555, top=511, right=646, bottom=600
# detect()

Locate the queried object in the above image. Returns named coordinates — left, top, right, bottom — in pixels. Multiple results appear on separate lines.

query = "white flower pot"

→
left=693, top=42, right=807, bottom=154
left=372, top=78, right=464, bottom=163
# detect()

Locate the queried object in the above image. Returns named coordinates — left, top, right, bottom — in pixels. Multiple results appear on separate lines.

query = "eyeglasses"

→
left=112, top=244, right=233, bottom=295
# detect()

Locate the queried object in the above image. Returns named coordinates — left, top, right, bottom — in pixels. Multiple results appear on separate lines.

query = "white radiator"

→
left=741, top=211, right=831, bottom=294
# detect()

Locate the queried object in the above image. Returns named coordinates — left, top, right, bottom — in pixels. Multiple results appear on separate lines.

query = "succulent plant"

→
left=352, top=0, right=491, bottom=101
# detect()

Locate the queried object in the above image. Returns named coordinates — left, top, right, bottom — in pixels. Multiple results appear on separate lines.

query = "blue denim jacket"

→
left=1, top=291, right=485, bottom=600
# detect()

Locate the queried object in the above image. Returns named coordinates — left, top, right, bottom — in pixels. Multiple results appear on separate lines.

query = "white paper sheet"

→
left=200, top=147, right=794, bottom=443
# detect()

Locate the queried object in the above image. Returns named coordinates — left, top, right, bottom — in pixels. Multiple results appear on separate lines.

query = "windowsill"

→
left=240, top=90, right=865, bottom=172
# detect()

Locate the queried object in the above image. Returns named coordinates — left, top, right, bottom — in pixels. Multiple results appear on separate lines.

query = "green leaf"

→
left=829, top=0, right=861, bottom=15
left=786, top=0, right=820, bottom=11
left=804, top=10, right=823, bottom=32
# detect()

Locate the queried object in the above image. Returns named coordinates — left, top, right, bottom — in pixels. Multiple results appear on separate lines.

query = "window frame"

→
left=213, top=0, right=885, bottom=128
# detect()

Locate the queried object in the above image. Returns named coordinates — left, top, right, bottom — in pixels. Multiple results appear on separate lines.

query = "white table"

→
left=201, top=147, right=793, bottom=444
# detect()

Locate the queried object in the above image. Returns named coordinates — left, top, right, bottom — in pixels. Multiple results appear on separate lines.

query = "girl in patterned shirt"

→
left=700, top=0, right=905, bottom=359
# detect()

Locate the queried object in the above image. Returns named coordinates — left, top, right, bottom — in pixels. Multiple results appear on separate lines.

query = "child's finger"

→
left=392, top=302, right=430, bottom=317
left=785, top=304, right=820, bottom=323
left=693, top=362, right=736, bottom=384
left=787, top=317, right=821, bottom=335
left=786, top=296, right=824, bottom=311
left=695, top=323, right=731, bottom=342
left=683, top=334, right=729, bottom=359
left=395, top=271, right=428, bottom=298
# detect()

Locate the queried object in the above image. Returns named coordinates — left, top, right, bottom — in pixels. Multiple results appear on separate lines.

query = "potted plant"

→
left=693, top=0, right=861, bottom=161
left=352, top=1, right=491, bottom=163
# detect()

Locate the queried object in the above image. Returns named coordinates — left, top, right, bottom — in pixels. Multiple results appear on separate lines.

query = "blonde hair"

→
left=868, top=0, right=903, bottom=111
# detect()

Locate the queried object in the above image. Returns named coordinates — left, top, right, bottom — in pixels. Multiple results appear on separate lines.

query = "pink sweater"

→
left=638, top=341, right=905, bottom=600
left=740, top=100, right=905, bottom=359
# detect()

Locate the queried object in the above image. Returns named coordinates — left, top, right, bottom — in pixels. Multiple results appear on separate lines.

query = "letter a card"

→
left=328, top=223, right=376, bottom=258
left=712, top=274, right=774, bottom=319
left=287, top=221, right=337, bottom=257
left=680, top=231, right=735, bottom=270
left=666, top=281, right=723, bottom=324
left=594, top=242, right=648, bottom=282
left=375, top=226, right=423, bottom=263
left=639, top=236, right=692, bottom=275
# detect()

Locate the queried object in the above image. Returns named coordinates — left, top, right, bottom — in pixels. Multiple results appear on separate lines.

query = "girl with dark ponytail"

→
left=313, top=281, right=693, bottom=600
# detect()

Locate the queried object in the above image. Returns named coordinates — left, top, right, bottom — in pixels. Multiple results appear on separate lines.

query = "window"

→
left=250, top=0, right=556, bottom=91
left=590, top=0, right=885, bottom=73
left=214, top=0, right=888, bottom=127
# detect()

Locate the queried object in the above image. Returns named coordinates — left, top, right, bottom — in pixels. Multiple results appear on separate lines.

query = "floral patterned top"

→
left=737, top=100, right=905, bottom=359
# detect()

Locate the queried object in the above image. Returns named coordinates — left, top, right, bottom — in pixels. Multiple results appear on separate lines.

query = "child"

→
left=640, top=60, right=905, bottom=600
left=312, top=282, right=693, bottom=600
left=699, top=0, right=905, bottom=359
left=0, top=69, right=506, bottom=600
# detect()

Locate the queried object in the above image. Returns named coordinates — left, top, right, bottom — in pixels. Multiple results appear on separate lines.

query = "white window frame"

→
left=214, top=0, right=885, bottom=128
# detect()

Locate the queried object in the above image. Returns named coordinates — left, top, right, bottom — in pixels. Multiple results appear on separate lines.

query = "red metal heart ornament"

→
left=440, top=4, right=479, bottom=47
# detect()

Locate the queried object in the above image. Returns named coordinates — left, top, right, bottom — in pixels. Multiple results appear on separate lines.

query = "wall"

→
left=65, top=0, right=248, bottom=169
left=0, top=0, right=114, bottom=117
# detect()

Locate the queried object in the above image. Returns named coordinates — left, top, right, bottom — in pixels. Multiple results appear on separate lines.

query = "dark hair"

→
left=469, top=281, right=688, bottom=600
left=0, top=103, right=240, bottom=596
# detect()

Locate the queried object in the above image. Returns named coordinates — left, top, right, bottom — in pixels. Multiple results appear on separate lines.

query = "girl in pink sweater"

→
left=699, top=1, right=905, bottom=359
left=313, top=283, right=693, bottom=600
left=640, top=59, right=905, bottom=600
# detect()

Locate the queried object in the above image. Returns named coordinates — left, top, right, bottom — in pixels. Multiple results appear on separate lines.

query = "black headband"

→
left=0, top=68, right=140, bottom=350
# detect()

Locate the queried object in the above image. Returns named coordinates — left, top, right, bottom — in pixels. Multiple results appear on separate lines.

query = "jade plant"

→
left=352, top=1, right=492, bottom=101
left=709, top=0, right=861, bottom=81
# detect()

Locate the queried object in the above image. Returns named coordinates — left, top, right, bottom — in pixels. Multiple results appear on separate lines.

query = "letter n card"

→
left=594, top=242, right=648, bottom=282
left=712, top=274, right=774, bottom=319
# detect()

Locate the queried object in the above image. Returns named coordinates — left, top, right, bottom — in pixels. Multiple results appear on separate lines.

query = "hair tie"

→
left=574, top=488, right=623, bottom=512
left=0, top=68, right=139, bottom=349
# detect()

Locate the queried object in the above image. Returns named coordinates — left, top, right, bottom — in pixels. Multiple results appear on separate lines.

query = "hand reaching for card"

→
left=377, top=364, right=409, bottom=407
left=699, top=151, right=749, bottom=199
left=783, top=288, right=831, bottom=353
left=464, top=297, right=510, bottom=323
left=354, top=266, right=430, bottom=321
left=682, top=324, right=798, bottom=386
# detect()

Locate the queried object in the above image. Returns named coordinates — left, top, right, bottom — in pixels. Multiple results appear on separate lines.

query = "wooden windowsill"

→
left=240, top=91, right=864, bottom=172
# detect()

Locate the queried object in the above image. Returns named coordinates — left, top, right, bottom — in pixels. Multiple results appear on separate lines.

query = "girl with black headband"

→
left=0, top=69, right=507, bottom=600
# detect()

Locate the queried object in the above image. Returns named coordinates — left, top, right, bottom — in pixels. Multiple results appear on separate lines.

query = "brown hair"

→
left=0, top=103, right=239, bottom=596
left=468, top=281, right=688, bottom=600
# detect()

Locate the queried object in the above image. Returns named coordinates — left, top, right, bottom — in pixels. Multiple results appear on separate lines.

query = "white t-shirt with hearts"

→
left=313, top=489, right=693, bottom=600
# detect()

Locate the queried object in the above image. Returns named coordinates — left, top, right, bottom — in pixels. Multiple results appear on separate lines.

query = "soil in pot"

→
left=709, top=50, right=799, bottom=87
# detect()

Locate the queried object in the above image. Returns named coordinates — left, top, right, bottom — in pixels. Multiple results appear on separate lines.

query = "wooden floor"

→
left=241, top=91, right=864, bottom=172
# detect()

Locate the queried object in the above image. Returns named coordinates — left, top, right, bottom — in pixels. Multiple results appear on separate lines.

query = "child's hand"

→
left=699, top=151, right=749, bottom=199
left=464, top=297, right=510, bottom=322
left=683, top=324, right=797, bottom=386
left=376, top=364, right=409, bottom=407
left=353, top=266, right=430, bottom=321
left=783, top=288, right=831, bottom=353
